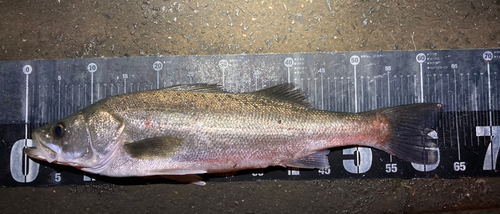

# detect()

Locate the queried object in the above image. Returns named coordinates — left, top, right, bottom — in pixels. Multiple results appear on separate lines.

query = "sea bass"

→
left=25, top=84, right=441, bottom=184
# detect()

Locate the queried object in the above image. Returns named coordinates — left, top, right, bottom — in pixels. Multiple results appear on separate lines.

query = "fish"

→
left=25, top=83, right=441, bottom=185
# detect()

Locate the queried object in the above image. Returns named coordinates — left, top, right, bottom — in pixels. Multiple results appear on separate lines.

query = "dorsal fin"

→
left=161, top=84, right=224, bottom=93
left=250, top=83, right=313, bottom=108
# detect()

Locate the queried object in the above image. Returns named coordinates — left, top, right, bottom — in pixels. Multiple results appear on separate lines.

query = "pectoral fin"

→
left=123, top=136, right=185, bottom=159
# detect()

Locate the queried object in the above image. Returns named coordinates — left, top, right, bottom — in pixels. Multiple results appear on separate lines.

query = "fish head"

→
left=25, top=107, right=125, bottom=172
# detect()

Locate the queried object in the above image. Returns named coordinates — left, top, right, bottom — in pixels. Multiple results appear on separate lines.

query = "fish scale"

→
left=24, top=84, right=441, bottom=185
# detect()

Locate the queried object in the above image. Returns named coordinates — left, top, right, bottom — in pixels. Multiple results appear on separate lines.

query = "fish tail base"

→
left=366, top=103, right=442, bottom=165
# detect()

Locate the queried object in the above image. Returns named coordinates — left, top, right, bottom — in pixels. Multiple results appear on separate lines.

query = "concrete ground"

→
left=1, top=0, right=500, bottom=213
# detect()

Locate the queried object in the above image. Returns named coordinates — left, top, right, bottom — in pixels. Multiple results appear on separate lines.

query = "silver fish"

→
left=25, top=84, right=441, bottom=184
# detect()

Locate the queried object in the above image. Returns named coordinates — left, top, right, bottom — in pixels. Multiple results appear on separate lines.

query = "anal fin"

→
left=286, top=150, right=330, bottom=169
left=161, top=174, right=206, bottom=186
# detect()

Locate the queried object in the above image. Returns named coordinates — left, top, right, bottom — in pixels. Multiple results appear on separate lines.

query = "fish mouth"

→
left=24, top=131, right=59, bottom=163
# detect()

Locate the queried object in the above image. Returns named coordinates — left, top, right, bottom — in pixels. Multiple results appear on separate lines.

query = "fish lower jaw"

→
left=79, top=167, right=103, bottom=175
left=24, top=147, right=47, bottom=162
left=30, top=134, right=60, bottom=163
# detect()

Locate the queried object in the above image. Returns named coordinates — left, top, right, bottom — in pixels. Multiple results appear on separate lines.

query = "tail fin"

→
left=363, top=103, right=442, bottom=165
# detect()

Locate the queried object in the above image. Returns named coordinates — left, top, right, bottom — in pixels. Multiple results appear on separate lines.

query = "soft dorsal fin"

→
left=161, top=84, right=224, bottom=93
left=251, top=83, right=313, bottom=108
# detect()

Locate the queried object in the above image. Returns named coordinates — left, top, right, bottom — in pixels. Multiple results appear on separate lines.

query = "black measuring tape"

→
left=1, top=49, right=498, bottom=187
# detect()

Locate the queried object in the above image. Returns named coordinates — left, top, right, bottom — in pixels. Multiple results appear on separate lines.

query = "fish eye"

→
left=52, top=122, right=66, bottom=138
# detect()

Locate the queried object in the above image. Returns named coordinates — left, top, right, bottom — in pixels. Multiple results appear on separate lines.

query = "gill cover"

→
left=80, top=109, right=126, bottom=172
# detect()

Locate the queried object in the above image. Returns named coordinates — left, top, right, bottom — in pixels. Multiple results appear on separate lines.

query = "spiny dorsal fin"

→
left=251, top=83, right=313, bottom=108
left=162, top=84, right=224, bottom=93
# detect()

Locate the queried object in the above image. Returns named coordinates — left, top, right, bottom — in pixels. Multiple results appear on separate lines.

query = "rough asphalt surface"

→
left=1, top=0, right=500, bottom=213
